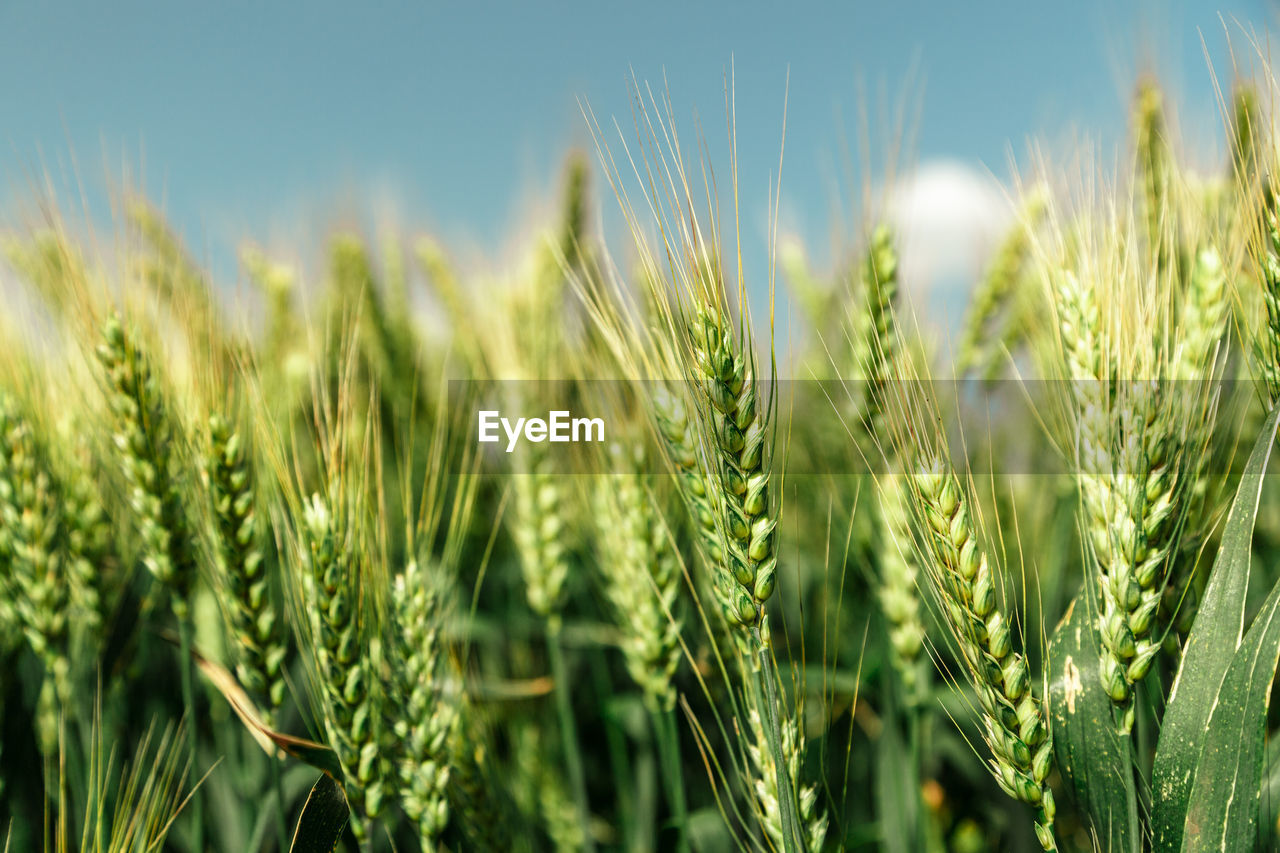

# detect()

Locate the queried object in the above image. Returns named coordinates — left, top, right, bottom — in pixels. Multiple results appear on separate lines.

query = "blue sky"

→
left=0, top=1, right=1273, bottom=301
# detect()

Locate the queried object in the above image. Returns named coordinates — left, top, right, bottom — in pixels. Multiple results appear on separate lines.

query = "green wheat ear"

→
left=876, top=475, right=928, bottom=704
left=388, top=557, right=456, bottom=846
left=0, top=393, right=77, bottom=754
left=96, top=312, right=197, bottom=617
left=653, top=385, right=726, bottom=566
left=1231, top=82, right=1261, bottom=186
left=743, top=693, right=828, bottom=852
left=850, top=224, right=899, bottom=439
left=687, top=300, right=777, bottom=631
left=60, top=431, right=111, bottom=641
left=910, top=459, right=1056, bottom=850
left=297, top=489, right=391, bottom=836
left=593, top=441, right=682, bottom=712
left=956, top=192, right=1048, bottom=378
left=512, top=446, right=570, bottom=622
left=207, top=412, right=288, bottom=720
left=558, top=151, right=592, bottom=272
left=1257, top=192, right=1280, bottom=403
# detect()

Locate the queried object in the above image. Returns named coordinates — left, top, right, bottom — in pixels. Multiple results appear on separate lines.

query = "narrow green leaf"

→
left=1259, top=737, right=1280, bottom=840
left=1182, top=565, right=1280, bottom=850
left=289, top=774, right=350, bottom=853
left=1047, top=596, right=1140, bottom=853
left=1152, top=402, right=1280, bottom=850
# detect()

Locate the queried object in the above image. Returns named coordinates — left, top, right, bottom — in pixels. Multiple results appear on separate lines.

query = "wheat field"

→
left=7, top=34, right=1280, bottom=853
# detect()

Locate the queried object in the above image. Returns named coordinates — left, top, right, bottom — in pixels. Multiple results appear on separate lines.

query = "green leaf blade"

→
left=1182, top=571, right=1280, bottom=850
left=1047, top=595, right=1140, bottom=853
left=289, top=773, right=350, bottom=853
left=1152, top=402, right=1280, bottom=850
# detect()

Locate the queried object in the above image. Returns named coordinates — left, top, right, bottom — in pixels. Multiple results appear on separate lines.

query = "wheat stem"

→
left=754, top=643, right=806, bottom=853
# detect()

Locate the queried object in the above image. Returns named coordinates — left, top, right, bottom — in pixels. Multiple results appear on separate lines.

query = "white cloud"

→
left=886, top=159, right=1013, bottom=339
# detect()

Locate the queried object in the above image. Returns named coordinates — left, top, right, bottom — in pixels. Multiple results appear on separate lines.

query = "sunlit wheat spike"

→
left=1053, top=208, right=1215, bottom=731
left=60, top=432, right=111, bottom=639
left=1135, top=78, right=1173, bottom=264
left=512, top=447, right=570, bottom=620
left=1257, top=195, right=1280, bottom=402
left=876, top=475, right=927, bottom=703
left=1230, top=81, right=1262, bottom=187
left=1173, top=246, right=1230, bottom=380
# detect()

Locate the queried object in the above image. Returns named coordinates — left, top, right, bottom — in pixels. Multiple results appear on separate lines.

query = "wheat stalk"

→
left=743, top=686, right=828, bottom=852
